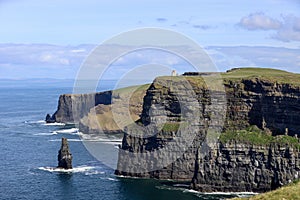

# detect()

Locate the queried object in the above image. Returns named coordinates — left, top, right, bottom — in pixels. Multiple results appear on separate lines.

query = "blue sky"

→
left=0, top=0, right=300, bottom=79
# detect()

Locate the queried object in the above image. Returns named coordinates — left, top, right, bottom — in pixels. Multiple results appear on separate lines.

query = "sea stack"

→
left=57, top=138, right=72, bottom=169
left=45, top=113, right=55, bottom=123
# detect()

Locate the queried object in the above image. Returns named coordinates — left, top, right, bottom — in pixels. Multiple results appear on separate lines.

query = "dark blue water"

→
left=0, top=80, right=241, bottom=200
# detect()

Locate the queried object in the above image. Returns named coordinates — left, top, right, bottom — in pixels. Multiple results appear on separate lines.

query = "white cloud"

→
left=0, top=44, right=95, bottom=79
left=0, top=44, right=94, bottom=66
left=40, top=54, right=53, bottom=62
left=272, top=15, right=300, bottom=42
left=71, top=49, right=86, bottom=53
left=239, top=13, right=300, bottom=42
left=207, top=46, right=300, bottom=73
left=0, top=44, right=300, bottom=79
left=238, top=12, right=281, bottom=30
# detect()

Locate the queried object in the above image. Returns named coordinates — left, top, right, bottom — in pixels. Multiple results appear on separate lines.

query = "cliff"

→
left=48, top=67, right=300, bottom=193
left=49, top=84, right=149, bottom=130
left=79, top=84, right=149, bottom=134
left=51, top=91, right=112, bottom=123
left=115, top=68, right=300, bottom=193
left=192, top=142, right=300, bottom=193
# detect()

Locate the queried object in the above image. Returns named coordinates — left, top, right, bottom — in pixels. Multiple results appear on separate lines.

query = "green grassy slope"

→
left=232, top=180, right=300, bottom=200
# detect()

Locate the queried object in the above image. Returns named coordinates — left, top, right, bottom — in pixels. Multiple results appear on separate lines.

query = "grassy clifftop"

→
left=232, top=180, right=300, bottom=200
left=223, top=67, right=300, bottom=86
left=154, top=68, right=300, bottom=93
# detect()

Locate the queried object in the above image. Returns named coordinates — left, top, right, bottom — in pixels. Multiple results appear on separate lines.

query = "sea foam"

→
left=43, top=122, right=66, bottom=126
left=38, top=165, right=95, bottom=173
left=52, top=128, right=79, bottom=135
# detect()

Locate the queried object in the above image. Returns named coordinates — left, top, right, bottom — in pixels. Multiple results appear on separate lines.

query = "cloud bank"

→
left=207, top=46, right=300, bottom=73
left=238, top=12, right=281, bottom=30
left=0, top=44, right=299, bottom=79
left=238, top=12, right=300, bottom=42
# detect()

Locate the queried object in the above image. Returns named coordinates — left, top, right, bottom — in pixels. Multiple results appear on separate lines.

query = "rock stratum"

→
left=49, top=68, right=300, bottom=193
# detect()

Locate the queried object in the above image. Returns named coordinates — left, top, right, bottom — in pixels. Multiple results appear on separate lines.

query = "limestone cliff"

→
left=191, top=143, right=300, bottom=192
left=52, top=91, right=112, bottom=123
left=79, top=84, right=149, bottom=134
left=115, top=68, right=300, bottom=193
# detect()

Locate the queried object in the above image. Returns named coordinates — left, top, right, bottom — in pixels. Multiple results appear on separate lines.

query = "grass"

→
left=232, top=179, right=300, bottom=200
left=222, top=67, right=300, bottom=87
left=154, top=67, right=300, bottom=92
left=113, top=83, right=150, bottom=96
left=161, top=122, right=181, bottom=132
left=220, top=126, right=300, bottom=150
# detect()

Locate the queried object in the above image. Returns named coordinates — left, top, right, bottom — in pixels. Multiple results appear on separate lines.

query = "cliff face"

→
left=52, top=91, right=112, bottom=123
left=78, top=84, right=149, bottom=134
left=116, top=69, right=300, bottom=192
left=192, top=143, right=300, bottom=193
left=224, top=79, right=300, bottom=136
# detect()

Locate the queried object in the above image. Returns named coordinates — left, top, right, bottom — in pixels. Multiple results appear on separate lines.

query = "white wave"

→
left=34, top=132, right=57, bottom=136
left=49, top=139, right=82, bottom=142
left=203, top=191, right=258, bottom=196
left=52, top=128, right=79, bottom=135
left=100, top=177, right=119, bottom=181
left=43, top=122, right=65, bottom=126
left=38, top=165, right=95, bottom=173
left=84, top=171, right=105, bottom=176
left=24, top=120, right=46, bottom=124
left=116, top=175, right=146, bottom=180
left=183, top=189, right=258, bottom=196
left=173, top=184, right=190, bottom=188
left=107, top=177, right=118, bottom=181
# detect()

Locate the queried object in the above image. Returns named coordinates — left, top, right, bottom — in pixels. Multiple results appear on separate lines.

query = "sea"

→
left=0, top=79, right=253, bottom=200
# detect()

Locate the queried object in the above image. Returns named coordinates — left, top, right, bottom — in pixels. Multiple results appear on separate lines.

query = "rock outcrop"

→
left=115, top=68, right=300, bottom=193
left=45, top=113, right=55, bottom=123
left=57, top=138, right=72, bottom=169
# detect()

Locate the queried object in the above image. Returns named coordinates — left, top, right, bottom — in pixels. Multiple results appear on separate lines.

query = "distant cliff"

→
left=49, top=84, right=149, bottom=134
left=79, top=84, right=149, bottom=134
left=115, top=68, right=300, bottom=193
left=51, top=91, right=112, bottom=124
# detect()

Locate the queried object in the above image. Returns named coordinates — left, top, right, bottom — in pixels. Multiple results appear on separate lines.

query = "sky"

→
left=0, top=0, right=300, bottom=79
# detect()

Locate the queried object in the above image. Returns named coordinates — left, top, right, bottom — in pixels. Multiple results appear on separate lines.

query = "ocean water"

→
left=0, top=79, right=248, bottom=200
